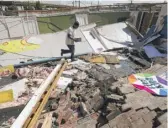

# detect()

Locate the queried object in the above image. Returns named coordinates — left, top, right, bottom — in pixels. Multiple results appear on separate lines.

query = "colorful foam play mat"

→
left=128, top=73, right=168, bottom=96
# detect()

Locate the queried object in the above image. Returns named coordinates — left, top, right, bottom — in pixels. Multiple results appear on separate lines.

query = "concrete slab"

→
left=82, top=30, right=106, bottom=53
left=116, top=86, right=135, bottom=95
left=122, top=90, right=167, bottom=110
left=97, top=22, right=138, bottom=47
left=108, top=108, right=156, bottom=128
left=158, top=112, right=167, bottom=124
left=0, top=24, right=95, bottom=66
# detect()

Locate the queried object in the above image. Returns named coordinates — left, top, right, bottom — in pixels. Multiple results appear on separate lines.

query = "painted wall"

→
left=37, top=12, right=130, bottom=34
left=37, top=15, right=75, bottom=34
left=88, top=12, right=130, bottom=26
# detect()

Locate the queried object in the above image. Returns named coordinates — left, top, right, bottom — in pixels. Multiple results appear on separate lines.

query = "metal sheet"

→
left=144, top=45, right=167, bottom=58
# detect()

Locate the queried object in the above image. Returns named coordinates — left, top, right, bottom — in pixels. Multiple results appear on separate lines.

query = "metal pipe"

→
left=14, top=53, right=89, bottom=68
left=27, top=62, right=67, bottom=128
left=11, top=61, right=64, bottom=128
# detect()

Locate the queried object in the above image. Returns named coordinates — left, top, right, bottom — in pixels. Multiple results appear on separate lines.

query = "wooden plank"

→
left=41, top=113, right=52, bottom=128
left=26, top=62, right=67, bottom=128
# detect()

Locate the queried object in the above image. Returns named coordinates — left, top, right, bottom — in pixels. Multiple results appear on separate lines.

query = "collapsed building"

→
left=0, top=4, right=167, bottom=128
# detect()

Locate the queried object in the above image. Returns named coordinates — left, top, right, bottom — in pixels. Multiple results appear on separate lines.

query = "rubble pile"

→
left=0, top=65, right=54, bottom=113
left=0, top=50, right=167, bottom=128
left=35, top=53, right=167, bottom=128
left=15, top=65, right=54, bottom=87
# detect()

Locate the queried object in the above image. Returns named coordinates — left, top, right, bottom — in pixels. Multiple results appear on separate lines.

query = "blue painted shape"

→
left=159, top=88, right=168, bottom=96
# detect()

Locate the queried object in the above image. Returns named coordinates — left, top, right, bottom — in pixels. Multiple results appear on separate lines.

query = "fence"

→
left=0, top=15, right=39, bottom=42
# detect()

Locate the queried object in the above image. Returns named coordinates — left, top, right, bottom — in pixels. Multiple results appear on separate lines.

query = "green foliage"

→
left=35, top=1, right=42, bottom=10
left=8, top=5, right=18, bottom=11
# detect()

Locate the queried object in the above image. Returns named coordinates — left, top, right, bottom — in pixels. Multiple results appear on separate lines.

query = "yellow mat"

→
left=0, top=89, right=14, bottom=103
left=0, top=39, right=39, bottom=53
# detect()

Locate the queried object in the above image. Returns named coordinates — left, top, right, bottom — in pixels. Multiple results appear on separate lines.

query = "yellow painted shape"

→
left=0, top=65, right=15, bottom=76
left=0, top=89, right=14, bottom=103
left=0, top=39, right=39, bottom=53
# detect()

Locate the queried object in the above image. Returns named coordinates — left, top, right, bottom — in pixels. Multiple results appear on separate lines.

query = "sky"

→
left=1, top=0, right=165, bottom=6
left=39, top=0, right=167, bottom=6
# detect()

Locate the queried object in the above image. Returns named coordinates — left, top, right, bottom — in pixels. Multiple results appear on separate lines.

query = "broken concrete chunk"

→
left=70, top=59, right=92, bottom=71
left=106, top=108, right=121, bottom=121
left=107, top=103, right=117, bottom=111
left=85, top=78, right=97, bottom=86
left=142, top=111, right=157, bottom=123
left=62, top=109, right=73, bottom=122
left=156, top=121, right=167, bottom=128
left=50, top=103, right=58, bottom=110
left=15, top=67, right=30, bottom=77
left=57, top=77, right=72, bottom=90
left=121, top=104, right=131, bottom=112
left=97, top=64, right=111, bottom=70
left=108, top=108, right=155, bottom=128
left=116, top=86, right=135, bottom=95
left=93, top=96, right=104, bottom=112
left=76, top=118, right=97, bottom=128
left=70, top=91, right=78, bottom=103
left=123, top=90, right=167, bottom=110
left=63, top=69, right=78, bottom=76
left=158, top=112, right=167, bottom=124
left=100, top=124, right=110, bottom=128
left=103, top=55, right=119, bottom=64
left=92, top=88, right=100, bottom=97
left=131, top=118, right=146, bottom=128
left=88, top=65, right=116, bottom=82
left=75, top=72, right=87, bottom=80
left=80, top=102, right=89, bottom=116
left=109, top=84, right=119, bottom=92
left=128, top=54, right=151, bottom=68
left=107, top=94, right=124, bottom=101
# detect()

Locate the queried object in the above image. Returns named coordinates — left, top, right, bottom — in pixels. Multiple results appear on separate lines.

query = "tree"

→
left=35, top=1, right=42, bottom=10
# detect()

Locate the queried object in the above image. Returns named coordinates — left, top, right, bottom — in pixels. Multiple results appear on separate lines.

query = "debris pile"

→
left=34, top=52, right=167, bottom=128
left=0, top=49, right=167, bottom=128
